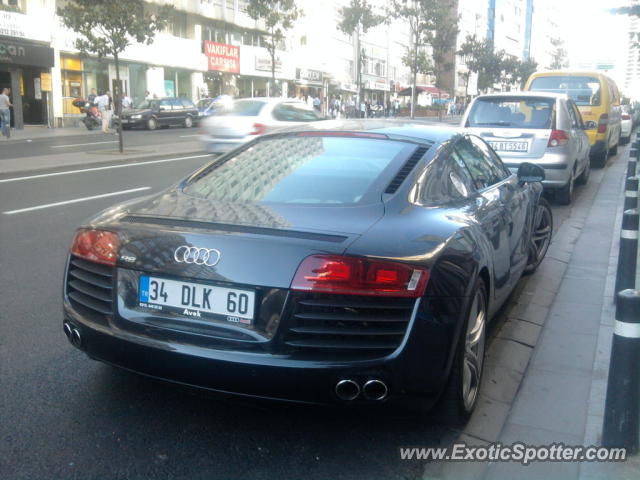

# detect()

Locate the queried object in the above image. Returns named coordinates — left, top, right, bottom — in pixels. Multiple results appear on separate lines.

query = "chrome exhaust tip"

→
left=363, top=379, right=389, bottom=401
left=63, top=322, right=72, bottom=339
left=335, top=379, right=360, bottom=401
left=70, top=328, right=82, bottom=348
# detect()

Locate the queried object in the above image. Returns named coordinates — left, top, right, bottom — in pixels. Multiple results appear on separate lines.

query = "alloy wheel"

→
left=529, top=201, right=553, bottom=267
left=462, top=289, right=486, bottom=412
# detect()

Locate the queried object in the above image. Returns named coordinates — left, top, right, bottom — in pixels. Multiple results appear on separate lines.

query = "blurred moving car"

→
left=462, top=92, right=590, bottom=205
left=62, top=121, right=552, bottom=425
left=119, top=97, right=198, bottom=130
left=199, top=98, right=325, bottom=154
left=524, top=71, right=621, bottom=167
left=620, top=105, right=633, bottom=144
left=196, top=95, right=233, bottom=119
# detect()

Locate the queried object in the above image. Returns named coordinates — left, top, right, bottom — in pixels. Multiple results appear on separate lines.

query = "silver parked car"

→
left=461, top=92, right=590, bottom=204
left=200, top=97, right=325, bottom=154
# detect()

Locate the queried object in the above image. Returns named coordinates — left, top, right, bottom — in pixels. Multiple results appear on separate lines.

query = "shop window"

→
left=229, top=31, right=242, bottom=46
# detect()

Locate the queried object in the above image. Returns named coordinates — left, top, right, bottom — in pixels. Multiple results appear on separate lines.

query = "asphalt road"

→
left=0, top=147, right=613, bottom=480
left=0, top=127, right=201, bottom=160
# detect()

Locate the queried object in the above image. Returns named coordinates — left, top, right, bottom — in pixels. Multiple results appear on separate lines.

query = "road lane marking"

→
left=51, top=141, right=119, bottom=148
left=3, top=187, right=151, bottom=215
left=0, top=154, right=210, bottom=184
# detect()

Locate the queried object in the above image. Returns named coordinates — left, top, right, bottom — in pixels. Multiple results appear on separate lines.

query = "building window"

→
left=300, top=35, right=307, bottom=46
left=238, top=0, right=249, bottom=12
left=0, top=0, right=24, bottom=13
left=167, top=11, right=189, bottom=39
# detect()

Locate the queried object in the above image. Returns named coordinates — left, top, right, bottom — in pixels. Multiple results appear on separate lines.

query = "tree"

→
left=337, top=0, right=383, bottom=114
left=431, top=2, right=459, bottom=97
left=515, top=58, right=538, bottom=88
left=457, top=35, right=504, bottom=93
left=548, top=37, right=568, bottom=70
left=247, top=0, right=301, bottom=97
left=389, top=0, right=444, bottom=118
left=613, top=3, right=640, bottom=55
left=58, top=0, right=173, bottom=153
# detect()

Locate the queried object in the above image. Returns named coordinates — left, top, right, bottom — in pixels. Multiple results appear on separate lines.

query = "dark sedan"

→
left=62, top=121, right=552, bottom=425
left=118, top=97, right=198, bottom=130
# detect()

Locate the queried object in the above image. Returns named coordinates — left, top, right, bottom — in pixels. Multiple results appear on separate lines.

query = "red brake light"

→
left=291, top=255, right=429, bottom=297
left=548, top=130, right=569, bottom=147
left=622, top=114, right=631, bottom=120
left=597, top=114, right=608, bottom=134
left=70, top=229, right=119, bottom=266
left=250, top=122, right=266, bottom=135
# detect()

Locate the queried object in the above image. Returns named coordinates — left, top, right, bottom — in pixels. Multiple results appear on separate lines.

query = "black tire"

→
left=555, top=169, right=574, bottom=205
left=591, top=142, right=609, bottom=168
left=610, top=141, right=618, bottom=156
left=576, top=158, right=590, bottom=185
left=433, top=279, right=487, bottom=427
left=147, top=117, right=157, bottom=130
left=184, top=116, right=193, bottom=128
left=524, top=197, right=553, bottom=274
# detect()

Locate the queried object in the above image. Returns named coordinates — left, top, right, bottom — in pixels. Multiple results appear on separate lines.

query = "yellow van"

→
left=523, top=71, right=621, bottom=166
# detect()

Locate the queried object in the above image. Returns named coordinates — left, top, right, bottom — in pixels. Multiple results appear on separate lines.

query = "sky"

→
left=562, top=0, right=631, bottom=86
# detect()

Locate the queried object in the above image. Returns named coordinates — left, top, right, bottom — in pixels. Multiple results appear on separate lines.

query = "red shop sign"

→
left=204, top=41, right=240, bottom=74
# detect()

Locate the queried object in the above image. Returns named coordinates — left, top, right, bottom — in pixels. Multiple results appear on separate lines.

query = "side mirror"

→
left=517, top=162, right=545, bottom=183
left=584, top=120, right=597, bottom=130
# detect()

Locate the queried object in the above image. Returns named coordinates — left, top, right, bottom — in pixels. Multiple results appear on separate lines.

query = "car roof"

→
left=473, top=91, right=567, bottom=100
left=261, top=119, right=459, bottom=144
left=234, top=97, right=306, bottom=105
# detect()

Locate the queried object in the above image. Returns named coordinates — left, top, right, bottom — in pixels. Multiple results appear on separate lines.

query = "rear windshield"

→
left=222, top=100, right=266, bottom=116
left=467, top=97, right=554, bottom=129
left=183, top=136, right=411, bottom=205
left=529, top=76, right=601, bottom=106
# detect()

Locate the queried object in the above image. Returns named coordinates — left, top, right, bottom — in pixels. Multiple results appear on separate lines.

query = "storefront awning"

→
left=397, top=86, right=450, bottom=98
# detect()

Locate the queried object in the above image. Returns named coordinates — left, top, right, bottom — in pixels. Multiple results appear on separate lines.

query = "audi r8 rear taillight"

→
left=70, top=229, right=120, bottom=266
left=291, top=255, right=429, bottom=297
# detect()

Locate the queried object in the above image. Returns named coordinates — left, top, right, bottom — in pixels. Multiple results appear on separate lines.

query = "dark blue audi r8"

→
left=62, top=121, right=552, bottom=425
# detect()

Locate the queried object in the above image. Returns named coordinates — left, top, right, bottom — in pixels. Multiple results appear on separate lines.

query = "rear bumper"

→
left=200, top=135, right=250, bottom=154
left=63, top=294, right=460, bottom=409
left=503, top=152, right=572, bottom=188
left=621, top=122, right=632, bottom=138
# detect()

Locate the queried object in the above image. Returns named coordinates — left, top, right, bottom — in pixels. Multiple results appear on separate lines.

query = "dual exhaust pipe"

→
left=63, top=322, right=82, bottom=349
left=335, top=378, right=389, bottom=402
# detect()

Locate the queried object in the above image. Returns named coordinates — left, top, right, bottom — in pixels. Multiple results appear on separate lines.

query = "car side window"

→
left=471, top=136, right=510, bottom=180
left=419, top=149, right=476, bottom=204
left=455, top=138, right=505, bottom=190
left=159, top=99, right=173, bottom=110
left=273, top=103, right=322, bottom=122
left=566, top=101, right=579, bottom=128
left=569, top=101, right=583, bottom=128
left=180, top=99, right=194, bottom=109
left=170, top=98, right=183, bottom=110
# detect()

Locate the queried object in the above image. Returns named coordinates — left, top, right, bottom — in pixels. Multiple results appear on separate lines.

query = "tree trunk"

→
left=114, top=53, right=123, bottom=153
left=356, top=28, right=361, bottom=117
left=410, top=41, right=417, bottom=119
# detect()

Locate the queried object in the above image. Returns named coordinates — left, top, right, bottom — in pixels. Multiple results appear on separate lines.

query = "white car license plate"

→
left=138, top=275, right=255, bottom=324
left=488, top=141, right=528, bottom=152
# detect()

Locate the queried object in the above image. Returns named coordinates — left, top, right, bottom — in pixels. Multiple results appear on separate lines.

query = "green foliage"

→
left=430, top=2, right=459, bottom=91
left=247, top=0, right=301, bottom=90
left=401, top=48, right=432, bottom=76
left=458, top=35, right=504, bottom=92
left=515, top=58, right=538, bottom=88
left=337, top=0, right=384, bottom=37
left=57, top=0, right=173, bottom=60
left=548, top=37, right=568, bottom=70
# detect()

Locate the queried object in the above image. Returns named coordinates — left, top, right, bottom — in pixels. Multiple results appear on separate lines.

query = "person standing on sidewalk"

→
left=94, top=90, right=112, bottom=133
left=0, top=87, right=12, bottom=139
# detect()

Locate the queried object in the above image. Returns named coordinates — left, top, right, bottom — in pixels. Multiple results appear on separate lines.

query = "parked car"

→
left=62, top=121, right=552, bottom=425
left=118, top=97, right=198, bottom=130
left=524, top=71, right=622, bottom=167
left=462, top=92, right=590, bottom=205
left=199, top=97, right=325, bottom=154
left=196, top=95, right=233, bottom=119
left=620, top=105, right=633, bottom=144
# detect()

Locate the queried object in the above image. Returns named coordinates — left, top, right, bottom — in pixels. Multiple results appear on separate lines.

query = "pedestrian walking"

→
left=122, top=94, right=133, bottom=110
left=0, top=87, right=12, bottom=139
left=88, top=88, right=97, bottom=104
left=145, top=90, right=153, bottom=100
left=94, top=90, right=113, bottom=133
left=312, top=96, right=321, bottom=112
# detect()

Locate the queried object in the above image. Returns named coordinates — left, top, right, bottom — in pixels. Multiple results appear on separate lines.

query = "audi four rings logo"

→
left=173, top=246, right=221, bottom=266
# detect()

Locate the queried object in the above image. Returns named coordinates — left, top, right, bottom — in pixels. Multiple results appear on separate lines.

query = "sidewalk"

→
left=425, top=141, right=640, bottom=479
left=3, top=124, right=101, bottom=141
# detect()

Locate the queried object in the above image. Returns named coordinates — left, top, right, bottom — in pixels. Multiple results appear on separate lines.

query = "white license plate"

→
left=138, top=275, right=255, bottom=324
left=489, top=141, right=528, bottom=152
